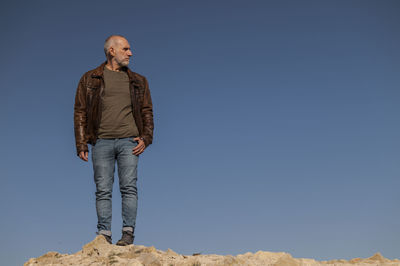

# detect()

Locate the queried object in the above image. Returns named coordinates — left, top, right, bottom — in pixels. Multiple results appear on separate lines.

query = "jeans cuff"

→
left=122, top=226, right=134, bottom=233
left=97, top=230, right=112, bottom=237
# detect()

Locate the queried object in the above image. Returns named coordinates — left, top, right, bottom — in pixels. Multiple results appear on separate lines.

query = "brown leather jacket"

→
left=74, top=62, right=154, bottom=155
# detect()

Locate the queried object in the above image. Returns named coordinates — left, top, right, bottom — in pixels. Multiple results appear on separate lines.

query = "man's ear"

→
left=109, top=47, right=115, bottom=57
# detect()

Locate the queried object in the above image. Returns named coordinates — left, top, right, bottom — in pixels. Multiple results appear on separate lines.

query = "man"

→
left=74, top=35, right=154, bottom=245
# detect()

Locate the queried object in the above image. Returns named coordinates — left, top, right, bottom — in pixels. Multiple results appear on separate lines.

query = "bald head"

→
left=104, top=35, right=127, bottom=57
left=103, top=35, right=133, bottom=69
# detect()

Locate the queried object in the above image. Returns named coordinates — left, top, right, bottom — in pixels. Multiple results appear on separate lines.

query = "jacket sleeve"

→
left=74, top=75, right=89, bottom=156
left=140, top=77, right=154, bottom=147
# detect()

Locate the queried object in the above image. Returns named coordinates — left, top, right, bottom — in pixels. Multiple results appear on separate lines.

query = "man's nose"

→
left=127, top=50, right=133, bottom=56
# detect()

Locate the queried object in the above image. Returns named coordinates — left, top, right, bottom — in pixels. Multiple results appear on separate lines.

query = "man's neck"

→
left=105, top=61, right=124, bottom=72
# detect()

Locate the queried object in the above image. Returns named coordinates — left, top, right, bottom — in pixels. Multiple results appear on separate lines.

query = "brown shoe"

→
left=116, top=230, right=134, bottom=246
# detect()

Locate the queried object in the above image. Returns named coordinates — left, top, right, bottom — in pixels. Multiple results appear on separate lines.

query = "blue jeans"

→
left=91, top=137, right=139, bottom=237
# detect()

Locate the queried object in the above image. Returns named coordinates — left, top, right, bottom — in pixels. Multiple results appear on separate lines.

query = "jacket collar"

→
left=90, top=62, right=107, bottom=78
left=91, top=62, right=139, bottom=85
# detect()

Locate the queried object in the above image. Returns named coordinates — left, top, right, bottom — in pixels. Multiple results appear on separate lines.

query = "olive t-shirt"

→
left=97, top=66, right=139, bottom=138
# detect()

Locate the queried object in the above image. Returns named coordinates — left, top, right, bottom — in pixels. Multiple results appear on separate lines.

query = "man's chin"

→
left=118, top=61, right=129, bottom=67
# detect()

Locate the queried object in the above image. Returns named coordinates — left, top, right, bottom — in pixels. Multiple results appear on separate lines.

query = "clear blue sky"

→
left=1, top=0, right=399, bottom=265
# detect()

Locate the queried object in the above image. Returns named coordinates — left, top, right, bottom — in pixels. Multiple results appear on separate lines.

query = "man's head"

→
left=104, top=35, right=132, bottom=68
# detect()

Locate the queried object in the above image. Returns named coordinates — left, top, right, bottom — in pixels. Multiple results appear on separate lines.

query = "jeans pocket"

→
left=92, top=138, right=103, bottom=148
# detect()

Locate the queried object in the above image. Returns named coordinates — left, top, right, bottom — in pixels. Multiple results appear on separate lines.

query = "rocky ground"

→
left=25, top=235, right=400, bottom=266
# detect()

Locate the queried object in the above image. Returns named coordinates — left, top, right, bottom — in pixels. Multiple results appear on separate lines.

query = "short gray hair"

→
left=104, top=35, right=126, bottom=57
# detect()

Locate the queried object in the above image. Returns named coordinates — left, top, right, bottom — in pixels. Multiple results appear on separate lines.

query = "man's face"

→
left=112, top=38, right=133, bottom=67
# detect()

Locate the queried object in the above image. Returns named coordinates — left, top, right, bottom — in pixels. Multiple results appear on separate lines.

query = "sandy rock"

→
left=138, top=252, right=162, bottom=266
left=274, top=254, right=300, bottom=266
left=81, top=234, right=112, bottom=257
left=25, top=235, right=400, bottom=266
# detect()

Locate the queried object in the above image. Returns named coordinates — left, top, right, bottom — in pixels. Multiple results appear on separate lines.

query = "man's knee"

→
left=120, top=183, right=137, bottom=196
left=95, top=186, right=113, bottom=199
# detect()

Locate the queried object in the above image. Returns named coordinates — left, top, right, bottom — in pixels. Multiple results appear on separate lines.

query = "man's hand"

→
left=79, top=151, right=89, bottom=162
left=132, top=137, right=146, bottom=156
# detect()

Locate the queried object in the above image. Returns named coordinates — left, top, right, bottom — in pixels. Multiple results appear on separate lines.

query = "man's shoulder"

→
left=79, top=70, right=95, bottom=82
left=80, top=63, right=105, bottom=79
left=127, top=69, right=147, bottom=81
left=82, top=68, right=97, bottom=77
left=126, top=69, right=149, bottom=88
